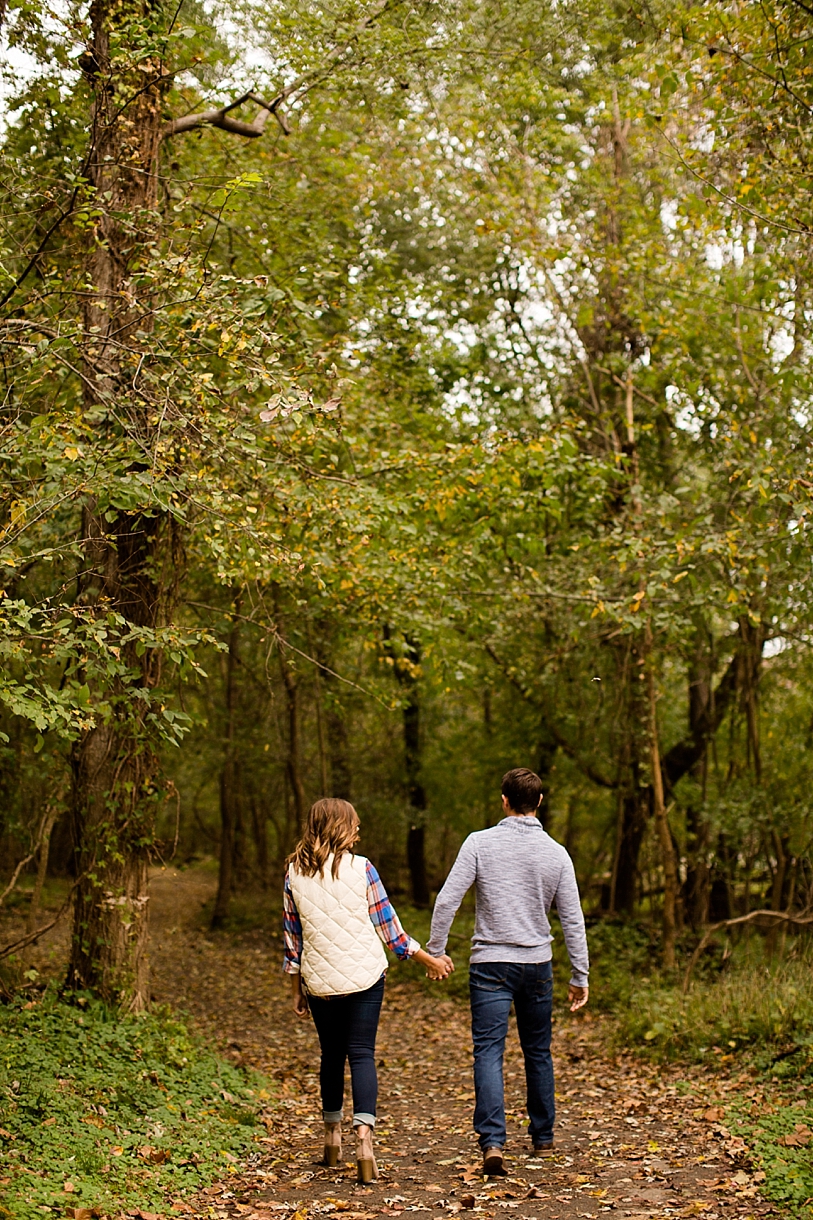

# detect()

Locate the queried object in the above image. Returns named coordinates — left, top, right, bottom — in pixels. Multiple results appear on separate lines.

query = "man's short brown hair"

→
left=501, top=767, right=544, bottom=814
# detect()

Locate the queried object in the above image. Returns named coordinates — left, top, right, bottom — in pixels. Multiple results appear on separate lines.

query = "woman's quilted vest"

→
left=288, top=853, right=387, bottom=997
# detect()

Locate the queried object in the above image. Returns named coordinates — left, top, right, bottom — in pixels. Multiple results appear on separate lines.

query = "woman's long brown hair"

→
left=288, top=798, right=359, bottom=879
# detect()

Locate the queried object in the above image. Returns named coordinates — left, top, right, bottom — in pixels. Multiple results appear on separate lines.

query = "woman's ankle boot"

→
left=355, top=1123, right=378, bottom=1184
left=323, top=1121, right=342, bottom=1167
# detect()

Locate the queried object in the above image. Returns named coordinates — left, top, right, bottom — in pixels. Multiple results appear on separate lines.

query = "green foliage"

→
left=731, top=1094, right=813, bottom=1220
left=0, top=989, right=265, bottom=1220
left=616, top=944, right=813, bottom=1065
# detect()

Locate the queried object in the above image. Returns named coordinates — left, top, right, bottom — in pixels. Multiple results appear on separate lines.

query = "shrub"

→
left=0, top=988, right=266, bottom=1220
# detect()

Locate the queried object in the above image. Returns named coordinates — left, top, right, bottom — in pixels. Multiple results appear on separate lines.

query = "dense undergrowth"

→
left=0, top=989, right=265, bottom=1220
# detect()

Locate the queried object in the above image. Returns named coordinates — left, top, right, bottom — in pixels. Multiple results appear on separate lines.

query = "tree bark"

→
left=66, top=0, right=171, bottom=1009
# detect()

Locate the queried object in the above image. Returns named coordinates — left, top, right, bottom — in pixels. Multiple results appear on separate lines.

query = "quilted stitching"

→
left=289, top=854, right=387, bottom=997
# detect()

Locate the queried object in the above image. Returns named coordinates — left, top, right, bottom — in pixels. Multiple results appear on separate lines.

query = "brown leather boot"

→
left=356, top=1124, right=378, bottom=1184
left=323, top=1121, right=342, bottom=1167
left=483, top=1147, right=507, bottom=1177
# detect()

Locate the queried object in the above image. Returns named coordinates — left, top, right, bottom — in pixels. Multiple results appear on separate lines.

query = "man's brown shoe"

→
left=483, top=1147, right=508, bottom=1177
left=532, top=1140, right=554, bottom=1155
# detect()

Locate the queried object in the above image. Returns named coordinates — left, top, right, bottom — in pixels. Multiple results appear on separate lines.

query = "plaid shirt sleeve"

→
left=282, top=870, right=303, bottom=974
left=366, top=860, right=420, bottom=960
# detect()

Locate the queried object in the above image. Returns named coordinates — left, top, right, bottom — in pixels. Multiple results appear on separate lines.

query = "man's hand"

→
left=291, top=977, right=309, bottom=1019
left=415, top=948, right=455, bottom=979
left=568, top=984, right=589, bottom=1012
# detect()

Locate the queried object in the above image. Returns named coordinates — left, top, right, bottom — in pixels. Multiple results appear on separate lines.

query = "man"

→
left=427, top=767, right=589, bottom=1177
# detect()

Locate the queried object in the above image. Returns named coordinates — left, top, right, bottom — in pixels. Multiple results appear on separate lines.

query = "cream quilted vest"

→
left=288, top=853, right=387, bottom=997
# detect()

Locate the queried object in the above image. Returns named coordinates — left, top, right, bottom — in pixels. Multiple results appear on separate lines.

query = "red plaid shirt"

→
left=283, top=858, right=420, bottom=974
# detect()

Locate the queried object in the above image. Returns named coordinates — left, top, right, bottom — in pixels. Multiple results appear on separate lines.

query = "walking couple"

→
left=282, top=767, right=589, bottom=1183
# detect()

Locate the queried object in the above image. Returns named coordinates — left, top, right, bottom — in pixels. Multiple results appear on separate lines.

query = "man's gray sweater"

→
left=426, top=815, right=589, bottom=986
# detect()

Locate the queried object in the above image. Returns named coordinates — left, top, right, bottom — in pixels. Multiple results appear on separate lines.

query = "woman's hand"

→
left=414, top=948, right=454, bottom=980
left=291, top=975, right=310, bottom=1018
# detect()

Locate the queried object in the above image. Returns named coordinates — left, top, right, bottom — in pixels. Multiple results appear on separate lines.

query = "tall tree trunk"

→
left=212, top=616, right=240, bottom=929
left=250, top=793, right=270, bottom=888
left=536, top=731, right=557, bottom=831
left=26, top=807, right=58, bottom=934
left=280, top=654, right=307, bottom=832
left=313, top=625, right=353, bottom=800
left=648, top=651, right=679, bottom=968
left=684, top=631, right=712, bottom=927
left=386, top=629, right=429, bottom=906
left=403, top=682, right=429, bottom=905
left=609, top=636, right=649, bottom=915
left=66, top=0, right=170, bottom=1008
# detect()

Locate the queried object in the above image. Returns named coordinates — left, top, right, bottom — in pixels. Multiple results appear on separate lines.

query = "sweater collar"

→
left=499, top=815, right=542, bottom=827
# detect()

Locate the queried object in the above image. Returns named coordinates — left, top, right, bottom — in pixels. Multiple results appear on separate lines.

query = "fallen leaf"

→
left=703, top=1108, right=725, bottom=1123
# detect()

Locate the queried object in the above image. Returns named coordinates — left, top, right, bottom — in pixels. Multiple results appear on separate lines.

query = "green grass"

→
left=0, top=988, right=267, bottom=1220
left=613, top=943, right=813, bottom=1066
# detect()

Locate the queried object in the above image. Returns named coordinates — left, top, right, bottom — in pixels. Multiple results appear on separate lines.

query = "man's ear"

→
left=501, top=793, right=510, bottom=813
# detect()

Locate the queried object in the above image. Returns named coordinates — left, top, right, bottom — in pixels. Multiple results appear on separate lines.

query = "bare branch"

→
left=163, top=91, right=282, bottom=139
left=0, top=886, right=76, bottom=961
left=682, top=907, right=813, bottom=992
left=163, top=0, right=394, bottom=141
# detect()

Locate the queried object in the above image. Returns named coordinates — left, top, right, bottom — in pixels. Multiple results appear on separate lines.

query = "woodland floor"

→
left=139, top=867, right=776, bottom=1220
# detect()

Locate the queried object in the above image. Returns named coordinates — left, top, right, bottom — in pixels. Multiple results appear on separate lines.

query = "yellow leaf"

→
left=727, top=589, right=738, bottom=603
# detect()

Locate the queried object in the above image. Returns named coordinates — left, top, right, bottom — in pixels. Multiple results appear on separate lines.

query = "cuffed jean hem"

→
left=353, top=1112, right=376, bottom=1128
left=323, top=1109, right=343, bottom=1123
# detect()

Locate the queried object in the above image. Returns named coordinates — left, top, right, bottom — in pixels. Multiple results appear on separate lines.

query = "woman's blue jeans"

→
left=469, top=960, right=554, bottom=1151
left=308, top=974, right=385, bottom=1128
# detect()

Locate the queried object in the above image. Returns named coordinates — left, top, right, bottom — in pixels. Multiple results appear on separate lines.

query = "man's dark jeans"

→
left=308, top=974, right=385, bottom=1127
left=469, top=960, right=554, bottom=1151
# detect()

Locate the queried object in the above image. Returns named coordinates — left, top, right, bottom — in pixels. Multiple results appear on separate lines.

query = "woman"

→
left=283, top=798, right=451, bottom=1183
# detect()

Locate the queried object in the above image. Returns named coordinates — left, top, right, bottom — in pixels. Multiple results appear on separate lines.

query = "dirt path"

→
left=148, top=867, right=773, bottom=1220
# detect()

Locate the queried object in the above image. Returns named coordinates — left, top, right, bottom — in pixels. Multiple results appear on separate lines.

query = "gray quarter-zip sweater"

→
left=426, top=815, right=589, bottom=986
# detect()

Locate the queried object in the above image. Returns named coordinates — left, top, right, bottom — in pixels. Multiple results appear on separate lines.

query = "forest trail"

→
left=149, top=868, right=772, bottom=1220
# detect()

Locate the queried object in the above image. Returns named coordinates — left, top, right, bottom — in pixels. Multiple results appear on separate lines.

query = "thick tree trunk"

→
left=66, top=0, right=170, bottom=1009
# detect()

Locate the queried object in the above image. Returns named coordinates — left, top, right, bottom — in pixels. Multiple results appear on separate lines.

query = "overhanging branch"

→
left=163, top=91, right=288, bottom=139
left=163, top=0, right=395, bottom=141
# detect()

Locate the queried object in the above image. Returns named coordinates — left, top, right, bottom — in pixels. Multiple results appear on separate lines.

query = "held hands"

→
left=418, top=949, right=455, bottom=980
left=568, top=983, right=589, bottom=1012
